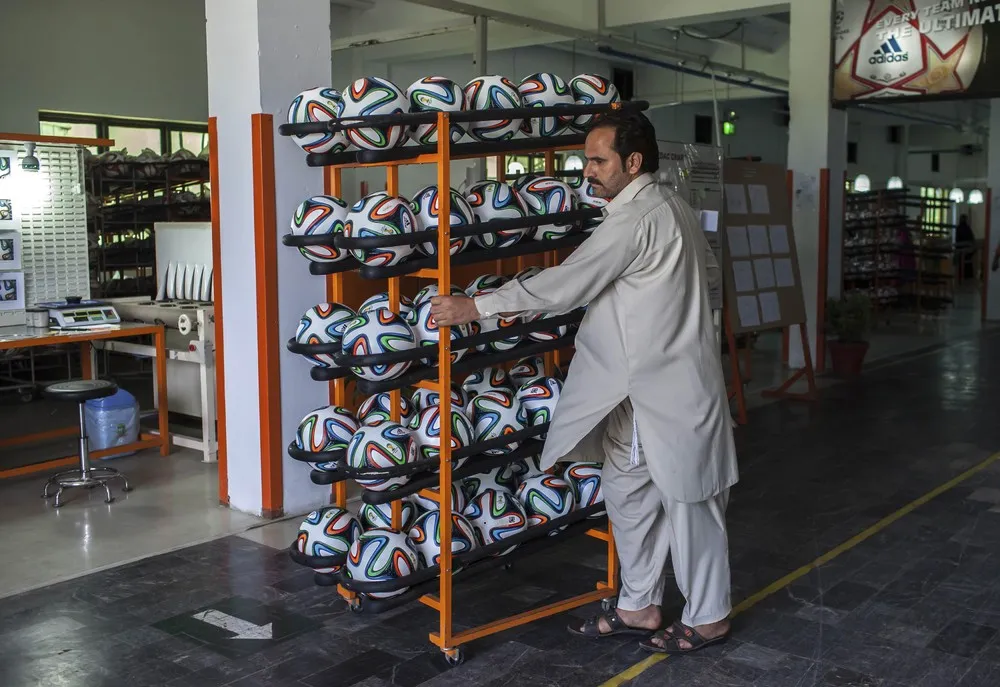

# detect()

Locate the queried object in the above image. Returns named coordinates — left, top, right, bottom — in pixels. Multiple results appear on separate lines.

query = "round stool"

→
left=41, top=380, right=132, bottom=507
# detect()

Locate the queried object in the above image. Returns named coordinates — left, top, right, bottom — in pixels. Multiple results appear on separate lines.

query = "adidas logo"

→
left=869, top=36, right=908, bottom=64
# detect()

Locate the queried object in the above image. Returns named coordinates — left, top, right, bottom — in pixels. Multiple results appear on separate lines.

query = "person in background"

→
left=430, top=110, right=738, bottom=656
left=955, top=214, right=976, bottom=281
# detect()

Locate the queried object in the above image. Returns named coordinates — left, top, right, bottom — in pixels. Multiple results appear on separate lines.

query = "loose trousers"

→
left=601, top=400, right=732, bottom=627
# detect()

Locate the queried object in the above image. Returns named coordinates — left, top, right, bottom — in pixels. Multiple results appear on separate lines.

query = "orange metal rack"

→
left=281, top=110, right=620, bottom=664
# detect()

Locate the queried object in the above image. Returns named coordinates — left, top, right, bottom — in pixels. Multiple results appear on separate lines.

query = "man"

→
left=430, top=110, right=738, bottom=655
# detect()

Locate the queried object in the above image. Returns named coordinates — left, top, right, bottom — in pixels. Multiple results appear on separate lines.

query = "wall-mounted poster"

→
left=833, top=0, right=1000, bottom=103
left=0, top=149, right=18, bottom=231
left=0, top=230, right=21, bottom=270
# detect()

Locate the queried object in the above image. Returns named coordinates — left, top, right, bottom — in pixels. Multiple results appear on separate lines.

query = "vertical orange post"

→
left=209, top=117, right=229, bottom=504
left=433, top=111, right=455, bottom=655
left=251, top=113, right=283, bottom=518
left=80, top=342, right=93, bottom=379
left=816, top=168, right=830, bottom=373
left=386, top=164, right=404, bottom=531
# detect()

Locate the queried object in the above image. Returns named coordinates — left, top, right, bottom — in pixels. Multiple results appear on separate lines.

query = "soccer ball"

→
left=289, top=195, right=350, bottom=263
left=519, top=176, right=578, bottom=241
left=569, top=74, right=620, bottom=132
left=468, top=289, right=521, bottom=353
left=410, top=484, right=466, bottom=513
left=463, top=75, right=523, bottom=142
left=409, top=405, right=475, bottom=467
left=406, top=76, right=466, bottom=145
left=523, top=310, right=568, bottom=342
left=516, top=377, right=562, bottom=436
left=408, top=510, right=477, bottom=567
left=344, top=192, right=418, bottom=267
left=410, top=301, right=471, bottom=364
left=412, top=283, right=466, bottom=308
left=345, top=529, right=420, bottom=599
left=294, top=405, right=358, bottom=471
left=511, top=173, right=544, bottom=194
left=411, top=385, right=472, bottom=419
left=287, top=87, right=349, bottom=155
left=294, top=303, right=356, bottom=368
left=513, top=266, right=543, bottom=282
left=359, top=500, right=419, bottom=531
left=509, top=356, right=547, bottom=388
left=358, top=392, right=417, bottom=428
left=340, top=310, right=417, bottom=382
left=462, top=461, right=529, bottom=500
left=516, top=475, right=576, bottom=531
left=563, top=462, right=605, bottom=516
left=519, top=73, right=574, bottom=137
left=462, top=367, right=513, bottom=398
left=296, top=507, right=362, bottom=573
left=471, top=390, right=526, bottom=455
left=340, top=77, right=408, bottom=150
left=358, top=292, right=415, bottom=322
left=464, top=181, right=531, bottom=249
left=346, top=423, right=417, bottom=492
left=465, top=273, right=507, bottom=296
left=410, top=185, right=476, bottom=256
left=463, top=488, right=528, bottom=554
left=573, top=181, right=608, bottom=232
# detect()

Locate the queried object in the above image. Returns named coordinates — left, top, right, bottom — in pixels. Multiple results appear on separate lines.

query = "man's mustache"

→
left=587, top=178, right=601, bottom=186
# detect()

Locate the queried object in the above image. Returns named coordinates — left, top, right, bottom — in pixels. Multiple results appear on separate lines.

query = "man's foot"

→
left=568, top=604, right=662, bottom=638
left=639, top=619, right=730, bottom=654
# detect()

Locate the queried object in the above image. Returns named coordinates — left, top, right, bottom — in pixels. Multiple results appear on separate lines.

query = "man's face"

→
left=583, top=127, right=640, bottom=200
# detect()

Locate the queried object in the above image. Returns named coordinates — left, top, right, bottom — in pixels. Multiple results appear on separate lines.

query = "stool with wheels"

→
left=41, top=379, right=132, bottom=507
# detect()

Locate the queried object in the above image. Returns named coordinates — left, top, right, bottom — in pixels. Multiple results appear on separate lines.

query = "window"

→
left=694, top=115, right=713, bottom=145
left=931, top=153, right=940, bottom=173
left=847, top=142, right=858, bottom=164
left=38, top=112, right=207, bottom=155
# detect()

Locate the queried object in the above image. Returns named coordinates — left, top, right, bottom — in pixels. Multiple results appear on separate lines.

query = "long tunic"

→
left=474, top=173, right=738, bottom=503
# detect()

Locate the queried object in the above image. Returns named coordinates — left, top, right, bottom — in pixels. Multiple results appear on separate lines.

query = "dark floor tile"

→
left=955, top=660, right=1000, bottom=686
left=819, top=665, right=885, bottom=686
left=816, top=581, right=880, bottom=612
left=377, top=652, right=453, bottom=686
left=929, top=620, right=998, bottom=659
left=302, top=648, right=401, bottom=687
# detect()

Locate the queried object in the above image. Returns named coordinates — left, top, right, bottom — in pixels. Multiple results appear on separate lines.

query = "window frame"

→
left=38, top=111, right=208, bottom=155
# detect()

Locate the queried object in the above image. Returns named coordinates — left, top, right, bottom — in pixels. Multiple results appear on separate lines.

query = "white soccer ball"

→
left=563, top=462, right=605, bottom=516
left=294, top=302, right=356, bottom=368
left=573, top=181, right=608, bottom=232
left=513, top=266, right=543, bottom=283
left=289, top=195, right=351, bottom=263
left=412, top=283, right=466, bottom=308
left=358, top=292, right=415, bottom=322
left=464, top=180, right=531, bottom=249
left=523, top=310, right=569, bottom=342
left=344, top=192, right=418, bottom=267
left=359, top=500, right=419, bottom=531
left=463, top=75, right=523, bottom=142
left=406, top=76, right=466, bottom=145
left=509, top=355, right=547, bottom=388
left=409, top=405, right=475, bottom=467
left=461, top=461, right=529, bottom=500
left=346, top=423, right=417, bottom=492
left=569, top=74, right=621, bottom=132
left=358, top=392, right=417, bottom=428
left=287, top=87, right=349, bottom=155
left=340, top=310, right=417, bottom=382
left=411, top=385, right=472, bottom=419
left=410, top=484, right=466, bottom=514
left=471, top=389, right=526, bottom=455
left=340, top=77, right=409, bottom=150
left=410, top=185, right=475, bottom=256
left=345, top=528, right=420, bottom=599
left=463, top=488, right=528, bottom=554
left=468, top=289, right=521, bottom=353
left=516, top=475, right=576, bottom=531
left=294, top=405, right=359, bottom=471
left=462, top=367, right=514, bottom=398
left=465, top=273, right=507, bottom=296
left=516, top=377, right=562, bottom=433
left=410, top=301, right=471, bottom=364
left=296, top=506, right=362, bottom=573
left=519, top=73, right=575, bottom=137
left=408, top=510, right=477, bottom=568
left=518, top=176, right=578, bottom=241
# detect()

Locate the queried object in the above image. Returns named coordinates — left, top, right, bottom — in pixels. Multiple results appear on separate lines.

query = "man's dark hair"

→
left=587, top=110, right=660, bottom=174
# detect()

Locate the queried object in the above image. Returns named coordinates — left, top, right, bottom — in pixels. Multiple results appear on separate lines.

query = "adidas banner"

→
left=833, top=0, right=1000, bottom=102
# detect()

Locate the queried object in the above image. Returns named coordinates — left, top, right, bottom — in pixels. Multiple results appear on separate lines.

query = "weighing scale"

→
left=37, top=297, right=121, bottom=328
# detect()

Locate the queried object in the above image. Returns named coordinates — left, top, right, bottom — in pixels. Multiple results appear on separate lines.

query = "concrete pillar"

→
left=206, top=0, right=331, bottom=516
left=787, top=0, right=847, bottom=368
left=986, top=101, right=1000, bottom=321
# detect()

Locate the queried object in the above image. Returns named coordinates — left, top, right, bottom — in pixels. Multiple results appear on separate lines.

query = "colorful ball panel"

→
left=569, top=74, right=621, bottom=132
left=564, top=462, right=605, bottom=515
left=516, top=475, right=576, bottom=530
left=410, top=301, right=470, bottom=364
left=345, top=423, right=416, bottom=492
left=345, top=528, right=420, bottom=599
left=345, top=193, right=417, bottom=266
left=471, top=389, right=526, bottom=455
left=408, top=510, right=477, bottom=567
left=410, top=484, right=466, bottom=514
left=296, top=506, right=362, bottom=573
left=410, top=405, right=474, bottom=467
left=465, top=273, right=508, bottom=296
left=290, top=195, right=350, bottom=263
left=462, top=367, right=513, bottom=398
left=462, top=488, right=528, bottom=554
left=359, top=500, right=418, bottom=531
left=358, top=292, right=415, bottom=322
left=358, top=392, right=417, bottom=428
left=411, top=385, right=472, bottom=419
left=518, top=176, right=578, bottom=241
left=465, top=180, right=530, bottom=249
left=406, top=76, right=466, bottom=145
left=468, top=289, right=521, bottom=352
left=340, top=310, right=416, bottom=382
left=287, top=87, right=349, bottom=155
left=463, top=75, right=523, bottom=142
left=340, top=77, right=409, bottom=150
left=516, top=377, right=563, bottom=435
left=410, top=185, right=475, bottom=256
left=294, top=302, right=357, bottom=368
left=518, top=73, right=575, bottom=137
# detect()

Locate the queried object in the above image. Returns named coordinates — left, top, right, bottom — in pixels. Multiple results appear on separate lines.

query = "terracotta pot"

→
left=829, top=340, right=869, bottom=378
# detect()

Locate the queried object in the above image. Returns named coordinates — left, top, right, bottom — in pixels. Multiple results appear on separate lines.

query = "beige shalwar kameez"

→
left=474, top=173, right=739, bottom=626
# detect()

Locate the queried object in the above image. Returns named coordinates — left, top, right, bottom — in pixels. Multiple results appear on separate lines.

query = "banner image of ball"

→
left=832, top=1, right=988, bottom=102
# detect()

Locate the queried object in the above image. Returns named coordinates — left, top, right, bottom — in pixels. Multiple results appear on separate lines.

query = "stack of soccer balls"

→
left=287, top=73, right=620, bottom=155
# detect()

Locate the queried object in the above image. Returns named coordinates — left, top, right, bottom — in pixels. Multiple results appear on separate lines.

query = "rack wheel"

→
left=443, top=647, right=465, bottom=666
left=348, top=598, right=364, bottom=614
left=19, top=389, right=35, bottom=403
left=601, top=597, right=615, bottom=612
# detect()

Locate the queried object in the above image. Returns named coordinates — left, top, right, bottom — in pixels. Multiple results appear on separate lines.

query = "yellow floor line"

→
left=599, top=449, right=1000, bottom=687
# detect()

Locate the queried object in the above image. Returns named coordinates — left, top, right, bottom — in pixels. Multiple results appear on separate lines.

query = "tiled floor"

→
left=1, top=328, right=1000, bottom=686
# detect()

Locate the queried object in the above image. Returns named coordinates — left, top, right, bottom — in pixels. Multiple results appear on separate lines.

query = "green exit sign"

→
left=723, top=121, right=736, bottom=136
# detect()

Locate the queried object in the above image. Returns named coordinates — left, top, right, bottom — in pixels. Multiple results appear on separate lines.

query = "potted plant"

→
left=826, top=293, right=873, bottom=378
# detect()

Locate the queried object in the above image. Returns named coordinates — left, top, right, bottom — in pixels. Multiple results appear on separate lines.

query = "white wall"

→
left=0, top=0, right=209, bottom=133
